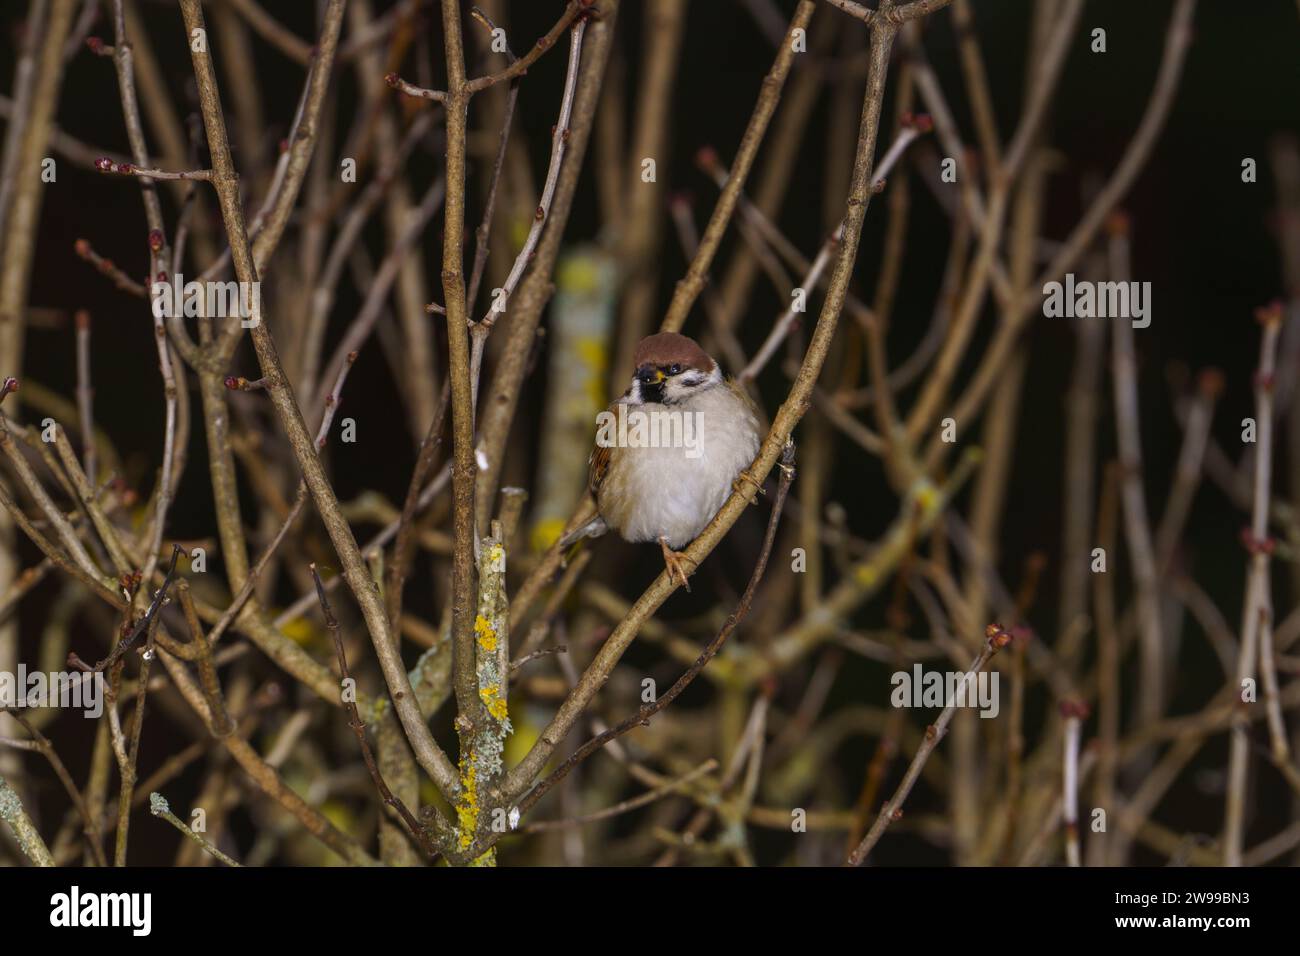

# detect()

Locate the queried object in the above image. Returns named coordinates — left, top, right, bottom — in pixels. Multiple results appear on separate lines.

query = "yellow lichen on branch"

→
left=453, top=525, right=514, bottom=861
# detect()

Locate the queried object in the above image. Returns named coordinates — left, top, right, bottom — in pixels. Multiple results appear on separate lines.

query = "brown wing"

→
left=587, top=440, right=611, bottom=499
left=589, top=394, right=628, bottom=500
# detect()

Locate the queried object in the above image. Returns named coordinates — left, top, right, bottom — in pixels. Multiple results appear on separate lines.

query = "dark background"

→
left=3, top=0, right=1299, bottom=864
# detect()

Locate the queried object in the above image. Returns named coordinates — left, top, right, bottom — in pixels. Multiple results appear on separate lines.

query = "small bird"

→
left=561, top=332, right=762, bottom=590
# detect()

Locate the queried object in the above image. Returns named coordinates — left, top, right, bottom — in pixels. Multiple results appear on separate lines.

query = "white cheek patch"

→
left=668, top=368, right=720, bottom=399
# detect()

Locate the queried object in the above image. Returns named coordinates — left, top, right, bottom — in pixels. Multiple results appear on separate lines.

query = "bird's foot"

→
left=733, top=468, right=765, bottom=503
left=659, top=536, right=694, bottom=592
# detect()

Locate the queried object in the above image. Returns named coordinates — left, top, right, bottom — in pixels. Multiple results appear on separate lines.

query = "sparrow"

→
left=560, top=332, right=762, bottom=590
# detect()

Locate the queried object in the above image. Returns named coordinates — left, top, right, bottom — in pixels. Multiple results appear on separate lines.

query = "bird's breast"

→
left=597, top=387, right=760, bottom=549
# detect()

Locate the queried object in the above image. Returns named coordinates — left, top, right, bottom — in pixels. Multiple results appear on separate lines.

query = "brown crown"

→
left=632, top=332, right=714, bottom=372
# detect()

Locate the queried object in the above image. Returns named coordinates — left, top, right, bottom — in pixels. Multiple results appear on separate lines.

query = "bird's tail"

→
left=557, top=513, right=609, bottom=550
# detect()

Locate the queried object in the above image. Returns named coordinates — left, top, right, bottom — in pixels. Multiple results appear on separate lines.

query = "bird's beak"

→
left=636, top=365, right=665, bottom=384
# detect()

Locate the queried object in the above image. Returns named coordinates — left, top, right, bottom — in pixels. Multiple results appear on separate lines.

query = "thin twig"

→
left=149, top=792, right=243, bottom=866
left=847, top=624, right=1012, bottom=865
left=310, top=564, right=439, bottom=858
left=1224, top=304, right=1284, bottom=866
left=178, top=0, right=461, bottom=804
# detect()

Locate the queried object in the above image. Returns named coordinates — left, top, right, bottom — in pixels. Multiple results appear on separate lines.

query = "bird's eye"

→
left=667, top=364, right=681, bottom=375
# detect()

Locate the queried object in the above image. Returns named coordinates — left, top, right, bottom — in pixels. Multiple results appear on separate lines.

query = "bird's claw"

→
left=733, top=468, right=765, bottom=503
left=659, top=537, right=694, bottom=592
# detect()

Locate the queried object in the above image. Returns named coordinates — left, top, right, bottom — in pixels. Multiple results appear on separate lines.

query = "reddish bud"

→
left=224, top=375, right=243, bottom=391
left=74, top=238, right=91, bottom=258
left=1254, top=299, right=1284, bottom=326
left=384, top=72, right=400, bottom=87
left=1240, top=528, right=1276, bottom=555
left=111, top=479, right=138, bottom=507
left=900, top=112, right=933, bottom=133
left=1197, top=367, right=1225, bottom=398
left=94, top=157, right=114, bottom=172
left=1059, top=699, right=1090, bottom=720
left=148, top=229, right=164, bottom=252
left=985, top=623, right=1013, bottom=650
left=694, top=145, right=720, bottom=173
left=1, top=377, right=18, bottom=399
left=85, top=36, right=104, bottom=55
left=1105, top=209, right=1130, bottom=237
left=121, top=571, right=143, bottom=596
left=75, top=310, right=91, bottom=331
left=117, top=162, right=134, bottom=175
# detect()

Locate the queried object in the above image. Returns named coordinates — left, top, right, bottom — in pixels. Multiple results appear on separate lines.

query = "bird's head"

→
left=628, top=332, right=721, bottom=405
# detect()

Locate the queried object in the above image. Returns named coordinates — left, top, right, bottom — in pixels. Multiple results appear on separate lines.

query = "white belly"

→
left=598, top=386, right=760, bottom=549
